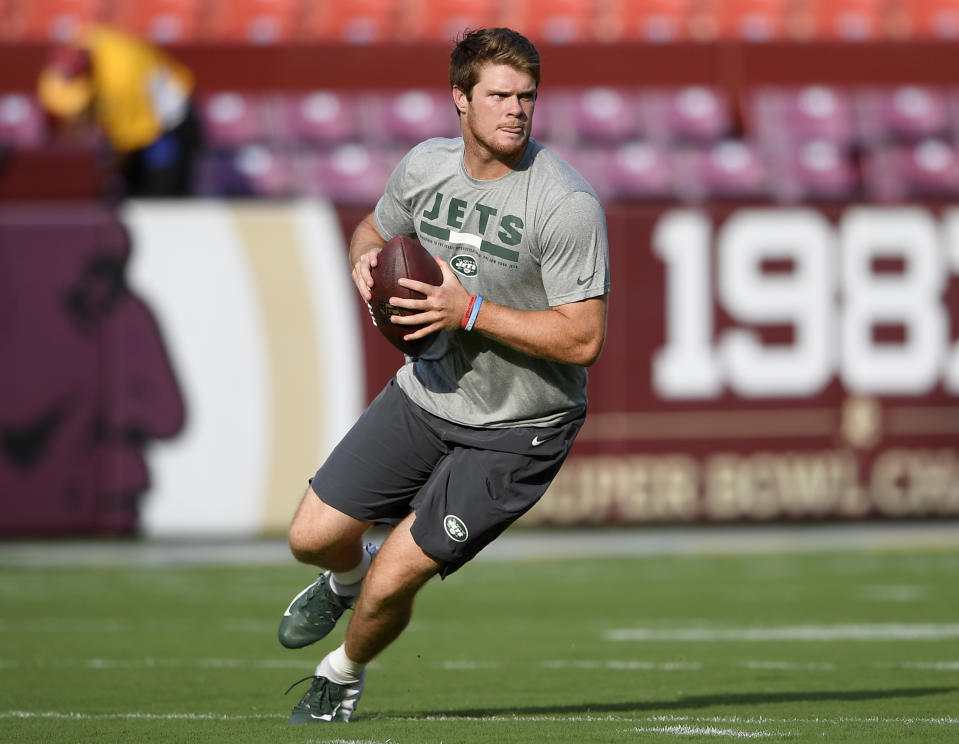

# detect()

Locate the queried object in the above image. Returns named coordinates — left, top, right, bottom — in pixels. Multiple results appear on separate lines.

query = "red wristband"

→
left=461, top=294, right=477, bottom=329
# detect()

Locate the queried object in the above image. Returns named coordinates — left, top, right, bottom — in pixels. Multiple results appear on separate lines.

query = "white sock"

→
left=330, top=544, right=375, bottom=596
left=318, top=644, right=365, bottom=684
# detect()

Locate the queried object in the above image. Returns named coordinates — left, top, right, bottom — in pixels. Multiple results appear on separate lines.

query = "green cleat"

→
left=286, top=671, right=365, bottom=723
left=278, top=543, right=378, bottom=649
left=278, top=572, right=355, bottom=649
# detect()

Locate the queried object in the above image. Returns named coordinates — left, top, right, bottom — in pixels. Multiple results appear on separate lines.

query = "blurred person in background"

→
left=36, top=24, right=202, bottom=198
left=0, top=206, right=186, bottom=534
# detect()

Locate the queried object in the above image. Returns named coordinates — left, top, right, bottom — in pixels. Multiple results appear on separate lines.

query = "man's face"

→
left=455, top=63, right=537, bottom=166
left=0, top=209, right=184, bottom=532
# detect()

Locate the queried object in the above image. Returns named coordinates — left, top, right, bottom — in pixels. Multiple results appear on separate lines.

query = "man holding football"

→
left=280, top=26, right=610, bottom=723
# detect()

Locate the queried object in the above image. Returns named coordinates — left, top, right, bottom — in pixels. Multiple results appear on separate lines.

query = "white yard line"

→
left=440, top=660, right=500, bottom=670
left=0, top=657, right=375, bottom=671
left=540, top=660, right=702, bottom=671
left=625, top=725, right=782, bottom=738
left=2, top=656, right=956, bottom=672
left=899, top=661, right=959, bottom=670
left=605, top=623, right=959, bottom=642
left=388, top=713, right=959, bottom=726
left=1, top=711, right=284, bottom=720
left=857, top=585, right=926, bottom=602
left=4, top=710, right=956, bottom=727
left=743, top=661, right=837, bottom=670
left=0, top=619, right=283, bottom=634
left=647, top=714, right=959, bottom=726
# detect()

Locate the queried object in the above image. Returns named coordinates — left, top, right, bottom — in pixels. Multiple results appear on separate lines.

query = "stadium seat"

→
left=715, top=0, right=791, bottom=41
left=856, top=85, right=951, bottom=145
left=803, top=0, right=887, bottom=41
left=863, top=139, right=959, bottom=201
left=902, top=139, right=959, bottom=196
left=565, top=87, right=643, bottom=144
left=399, top=0, right=500, bottom=42
left=207, top=0, right=302, bottom=43
left=274, top=91, right=362, bottom=146
left=110, top=0, right=208, bottom=44
left=304, top=0, right=399, bottom=43
left=194, top=144, right=294, bottom=198
left=366, top=89, right=459, bottom=145
left=675, top=140, right=768, bottom=201
left=295, top=144, right=396, bottom=205
left=3, top=0, right=109, bottom=41
left=0, top=93, right=48, bottom=147
left=602, top=141, right=676, bottom=200
left=0, top=0, right=13, bottom=39
left=746, top=86, right=857, bottom=148
left=766, top=138, right=860, bottom=203
left=599, top=0, right=699, bottom=42
left=906, top=0, right=959, bottom=38
left=500, top=0, right=598, bottom=44
left=640, top=86, right=733, bottom=145
left=197, top=92, right=276, bottom=148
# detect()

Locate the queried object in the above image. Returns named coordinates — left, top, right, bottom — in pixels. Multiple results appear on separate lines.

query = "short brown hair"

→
left=449, top=27, right=540, bottom=99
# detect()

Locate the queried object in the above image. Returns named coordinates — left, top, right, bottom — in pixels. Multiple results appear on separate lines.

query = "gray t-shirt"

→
left=373, top=137, right=610, bottom=428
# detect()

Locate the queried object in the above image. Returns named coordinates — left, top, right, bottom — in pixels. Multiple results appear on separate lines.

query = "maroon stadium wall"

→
left=2, top=40, right=958, bottom=527
left=347, top=203, right=959, bottom=525
left=3, top=40, right=959, bottom=92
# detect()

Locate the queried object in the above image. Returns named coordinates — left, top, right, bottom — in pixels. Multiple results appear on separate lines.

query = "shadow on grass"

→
left=397, top=686, right=956, bottom=719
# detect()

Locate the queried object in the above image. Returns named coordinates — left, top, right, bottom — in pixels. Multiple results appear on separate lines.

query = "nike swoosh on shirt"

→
left=577, top=273, right=595, bottom=286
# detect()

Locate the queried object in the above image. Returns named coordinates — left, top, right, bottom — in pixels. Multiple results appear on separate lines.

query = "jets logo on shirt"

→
left=451, top=254, right=478, bottom=277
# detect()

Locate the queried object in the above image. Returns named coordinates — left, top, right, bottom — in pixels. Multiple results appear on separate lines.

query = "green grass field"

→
left=1, top=537, right=957, bottom=743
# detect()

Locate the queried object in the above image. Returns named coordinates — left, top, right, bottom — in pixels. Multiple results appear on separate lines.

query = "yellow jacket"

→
left=80, top=26, right=195, bottom=151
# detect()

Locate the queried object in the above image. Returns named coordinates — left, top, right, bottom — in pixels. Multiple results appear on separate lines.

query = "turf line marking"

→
left=625, top=725, right=783, bottom=738
left=648, top=715, right=959, bottom=726
left=744, top=661, right=837, bottom=671
left=0, top=657, right=386, bottom=672
left=540, top=660, right=702, bottom=671
left=0, top=658, right=310, bottom=671
left=7, top=711, right=957, bottom=726
left=383, top=714, right=959, bottom=725
left=858, top=585, right=925, bottom=602
left=441, top=660, right=499, bottom=670
left=2, top=711, right=285, bottom=721
left=87, top=657, right=309, bottom=670
left=606, top=623, right=959, bottom=642
left=0, top=619, right=277, bottom=634
left=899, top=661, right=959, bottom=671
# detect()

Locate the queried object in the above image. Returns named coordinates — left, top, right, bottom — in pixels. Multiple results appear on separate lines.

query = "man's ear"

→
left=452, top=86, right=468, bottom=116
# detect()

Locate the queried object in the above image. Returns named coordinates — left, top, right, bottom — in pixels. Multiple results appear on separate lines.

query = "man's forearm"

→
left=349, top=214, right=386, bottom=267
left=470, top=296, right=607, bottom=368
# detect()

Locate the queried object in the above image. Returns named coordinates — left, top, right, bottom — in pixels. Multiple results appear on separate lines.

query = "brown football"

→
left=368, top=234, right=443, bottom=356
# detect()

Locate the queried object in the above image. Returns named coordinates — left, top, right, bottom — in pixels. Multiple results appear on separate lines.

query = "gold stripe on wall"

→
left=233, top=205, right=321, bottom=535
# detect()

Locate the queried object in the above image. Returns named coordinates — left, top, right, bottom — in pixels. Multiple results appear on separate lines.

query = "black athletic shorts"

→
left=310, top=379, right=584, bottom=577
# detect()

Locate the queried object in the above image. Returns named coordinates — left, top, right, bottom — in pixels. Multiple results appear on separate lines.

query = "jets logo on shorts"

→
left=450, top=254, right=478, bottom=278
left=444, top=514, right=469, bottom=543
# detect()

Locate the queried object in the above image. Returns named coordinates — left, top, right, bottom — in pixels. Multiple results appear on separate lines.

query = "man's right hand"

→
left=348, top=214, right=387, bottom=302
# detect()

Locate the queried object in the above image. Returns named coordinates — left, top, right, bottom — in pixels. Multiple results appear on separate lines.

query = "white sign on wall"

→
left=122, top=200, right=365, bottom=537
